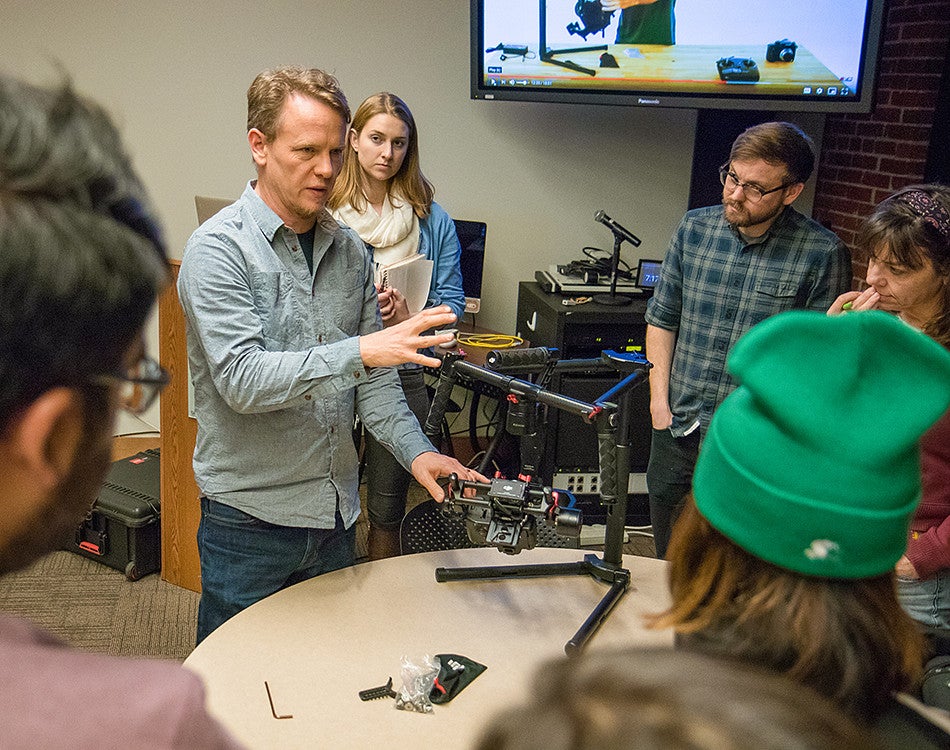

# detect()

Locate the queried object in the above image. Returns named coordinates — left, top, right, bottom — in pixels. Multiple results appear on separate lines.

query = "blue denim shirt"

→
left=178, top=182, right=434, bottom=529
left=646, top=204, right=851, bottom=437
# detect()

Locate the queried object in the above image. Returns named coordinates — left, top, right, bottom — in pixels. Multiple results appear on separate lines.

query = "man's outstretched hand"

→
left=360, top=305, right=457, bottom=368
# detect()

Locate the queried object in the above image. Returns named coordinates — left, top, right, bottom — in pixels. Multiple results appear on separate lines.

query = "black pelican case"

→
left=69, top=449, right=161, bottom=581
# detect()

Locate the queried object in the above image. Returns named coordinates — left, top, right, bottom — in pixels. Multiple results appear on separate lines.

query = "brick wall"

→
left=813, top=0, right=950, bottom=285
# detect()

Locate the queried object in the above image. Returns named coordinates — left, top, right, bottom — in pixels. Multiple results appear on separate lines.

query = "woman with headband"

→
left=829, top=184, right=950, bottom=629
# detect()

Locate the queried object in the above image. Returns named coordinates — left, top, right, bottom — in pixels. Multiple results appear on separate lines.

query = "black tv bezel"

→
left=470, top=0, right=887, bottom=114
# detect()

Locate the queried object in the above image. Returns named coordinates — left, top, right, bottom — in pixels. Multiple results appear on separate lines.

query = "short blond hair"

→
left=246, top=66, right=349, bottom=138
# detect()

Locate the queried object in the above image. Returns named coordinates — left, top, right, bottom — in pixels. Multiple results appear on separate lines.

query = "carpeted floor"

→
left=0, top=550, right=200, bottom=661
left=0, top=508, right=373, bottom=663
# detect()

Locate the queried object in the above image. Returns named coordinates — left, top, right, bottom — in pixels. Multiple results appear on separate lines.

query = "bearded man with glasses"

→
left=644, top=121, right=852, bottom=558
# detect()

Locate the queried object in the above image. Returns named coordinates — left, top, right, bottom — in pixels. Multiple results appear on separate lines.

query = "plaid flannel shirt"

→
left=645, top=204, right=852, bottom=436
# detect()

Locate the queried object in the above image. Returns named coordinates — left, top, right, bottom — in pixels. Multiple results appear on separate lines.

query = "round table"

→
left=184, top=547, right=672, bottom=749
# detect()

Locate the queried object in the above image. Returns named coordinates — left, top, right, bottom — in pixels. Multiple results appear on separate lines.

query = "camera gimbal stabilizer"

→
left=539, top=0, right=606, bottom=77
left=440, top=474, right=583, bottom=555
left=423, top=345, right=652, bottom=654
left=567, top=0, right=614, bottom=41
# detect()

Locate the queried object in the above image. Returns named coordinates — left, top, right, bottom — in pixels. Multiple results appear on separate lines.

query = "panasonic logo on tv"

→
left=638, top=98, right=661, bottom=105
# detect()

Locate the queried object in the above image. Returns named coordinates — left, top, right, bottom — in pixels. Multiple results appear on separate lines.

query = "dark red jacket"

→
left=907, top=408, right=950, bottom=578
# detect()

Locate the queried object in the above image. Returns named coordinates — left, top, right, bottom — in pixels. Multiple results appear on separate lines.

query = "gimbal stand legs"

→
left=435, top=553, right=630, bottom=654
left=430, top=374, right=643, bottom=654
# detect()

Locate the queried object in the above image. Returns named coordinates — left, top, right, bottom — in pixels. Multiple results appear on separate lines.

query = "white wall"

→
left=0, top=1, right=822, bottom=430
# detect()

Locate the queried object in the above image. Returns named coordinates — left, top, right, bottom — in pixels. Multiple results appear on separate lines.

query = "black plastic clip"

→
left=359, top=676, right=397, bottom=701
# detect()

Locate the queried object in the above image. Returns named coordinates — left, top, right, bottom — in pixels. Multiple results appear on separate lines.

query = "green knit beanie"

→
left=693, top=310, right=950, bottom=579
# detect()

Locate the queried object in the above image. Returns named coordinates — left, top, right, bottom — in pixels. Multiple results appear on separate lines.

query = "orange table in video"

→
left=485, top=43, right=843, bottom=97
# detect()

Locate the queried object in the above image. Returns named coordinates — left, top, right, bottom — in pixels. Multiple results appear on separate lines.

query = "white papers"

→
left=376, top=254, right=433, bottom=315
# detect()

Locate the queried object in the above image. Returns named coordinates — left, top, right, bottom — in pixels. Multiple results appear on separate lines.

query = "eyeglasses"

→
left=719, top=164, right=792, bottom=204
left=92, top=355, right=170, bottom=415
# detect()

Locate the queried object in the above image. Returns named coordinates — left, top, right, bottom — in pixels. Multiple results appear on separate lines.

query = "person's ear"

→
left=782, top=181, right=805, bottom=206
left=248, top=128, right=268, bottom=167
left=7, top=388, right=84, bottom=488
left=349, top=128, right=359, bottom=152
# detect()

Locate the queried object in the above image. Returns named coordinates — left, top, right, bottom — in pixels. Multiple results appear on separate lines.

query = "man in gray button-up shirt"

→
left=178, top=67, right=481, bottom=643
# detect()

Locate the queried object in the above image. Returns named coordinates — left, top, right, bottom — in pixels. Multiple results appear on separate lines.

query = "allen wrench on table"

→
left=264, top=681, right=294, bottom=719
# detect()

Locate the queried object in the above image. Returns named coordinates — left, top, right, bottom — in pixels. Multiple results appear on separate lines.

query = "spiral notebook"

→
left=375, top=253, right=433, bottom=315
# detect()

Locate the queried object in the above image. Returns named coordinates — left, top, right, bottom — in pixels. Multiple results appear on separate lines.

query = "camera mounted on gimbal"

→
left=424, top=345, right=652, bottom=653
left=567, top=0, right=614, bottom=40
left=539, top=0, right=607, bottom=77
left=441, top=475, right=582, bottom=555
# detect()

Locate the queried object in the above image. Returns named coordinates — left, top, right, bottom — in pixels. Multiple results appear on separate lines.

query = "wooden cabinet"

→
left=158, top=260, right=202, bottom=592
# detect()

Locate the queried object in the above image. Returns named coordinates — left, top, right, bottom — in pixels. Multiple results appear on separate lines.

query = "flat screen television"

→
left=471, top=0, right=886, bottom=113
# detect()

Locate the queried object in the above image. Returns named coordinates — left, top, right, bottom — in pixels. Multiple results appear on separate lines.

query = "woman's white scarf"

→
left=332, top=193, right=420, bottom=267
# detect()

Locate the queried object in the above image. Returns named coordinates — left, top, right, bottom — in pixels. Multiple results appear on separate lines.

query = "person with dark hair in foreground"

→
left=647, top=310, right=950, bottom=739
left=0, top=74, right=242, bottom=748
left=475, top=648, right=881, bottom=750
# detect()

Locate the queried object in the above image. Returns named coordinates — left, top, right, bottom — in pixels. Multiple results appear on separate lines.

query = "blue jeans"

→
left=196, top=497, right=355, bottom=644
left=646, top=427, right=700, bottom=559
left=362, top=367, right=430, bottom=530
left=898, top=569, right=950, bottom=629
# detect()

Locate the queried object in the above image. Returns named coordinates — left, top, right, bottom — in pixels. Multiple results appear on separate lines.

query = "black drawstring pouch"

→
left=429, top=653, right=487, bottom=704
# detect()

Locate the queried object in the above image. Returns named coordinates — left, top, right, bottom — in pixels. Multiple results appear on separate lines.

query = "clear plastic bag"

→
left=394, top=654, right=441, bottom=713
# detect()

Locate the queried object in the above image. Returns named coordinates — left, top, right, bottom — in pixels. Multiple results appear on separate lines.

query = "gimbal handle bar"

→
left=423, top=351, right=611, bottom=444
